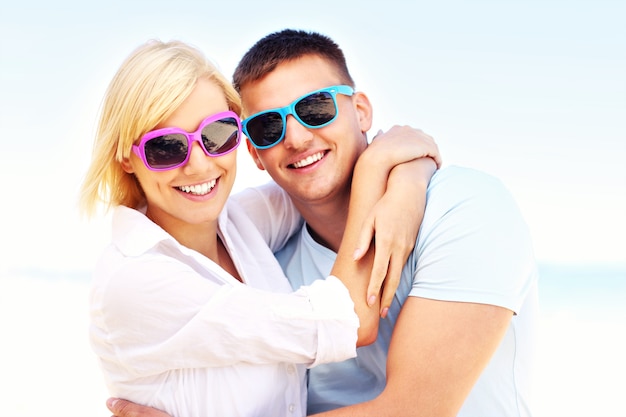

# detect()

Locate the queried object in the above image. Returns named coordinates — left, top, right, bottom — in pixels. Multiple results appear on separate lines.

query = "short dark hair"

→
left=232, top=29, right=355, bottom=92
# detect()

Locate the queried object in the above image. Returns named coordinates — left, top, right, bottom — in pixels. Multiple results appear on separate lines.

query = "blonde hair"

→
left=79, top=40, right=241, bottom=218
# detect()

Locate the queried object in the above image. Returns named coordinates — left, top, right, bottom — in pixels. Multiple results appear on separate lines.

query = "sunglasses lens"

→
left=295, top=91, right=336, bottom=126
left=143, top=134, right=188, bottom=169
left=201, top=117, right=241, bottom=155
left=246, top=112, right=284, bottom=148
left=245, top=88, right=342, bottom=149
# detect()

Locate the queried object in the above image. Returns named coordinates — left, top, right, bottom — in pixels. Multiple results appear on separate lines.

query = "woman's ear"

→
left=353, top=91, right=373, bottom=133
left=246, top=140, right=266, bottom=170
left=121, top=157, right=135, bottom=174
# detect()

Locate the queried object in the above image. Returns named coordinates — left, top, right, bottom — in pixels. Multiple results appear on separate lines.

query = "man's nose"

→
left=282, top=115, right=314, bottom=149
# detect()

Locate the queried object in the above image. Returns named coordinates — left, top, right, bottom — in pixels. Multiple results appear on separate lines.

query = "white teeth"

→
left=178, top=180, right=217, bottom=195
left=292, top=152, right=324, bottom=168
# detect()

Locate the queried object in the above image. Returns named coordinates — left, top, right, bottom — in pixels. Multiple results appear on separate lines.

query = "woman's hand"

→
left=365, top=126, right=441, bottom=169
left=352, top=126, right=440, bottom=317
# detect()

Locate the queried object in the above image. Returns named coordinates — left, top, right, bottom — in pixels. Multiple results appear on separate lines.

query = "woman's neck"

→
left=148, top=213, right=242, bottom=282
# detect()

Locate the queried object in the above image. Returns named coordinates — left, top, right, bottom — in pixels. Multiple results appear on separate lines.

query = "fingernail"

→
left=352, top=248, right=362, bottom=260
left=106, top=399, right=118, bottom=410
left=380, top=307, right=389, bottom=318
left=368, top=295, right=377, bottom=306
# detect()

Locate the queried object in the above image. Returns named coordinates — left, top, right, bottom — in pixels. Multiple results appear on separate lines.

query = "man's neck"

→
left=292, top=194, right=350, bottom=253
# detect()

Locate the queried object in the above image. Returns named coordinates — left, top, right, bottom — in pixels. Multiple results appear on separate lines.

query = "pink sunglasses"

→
left=132, top=111, right=241, bottom=171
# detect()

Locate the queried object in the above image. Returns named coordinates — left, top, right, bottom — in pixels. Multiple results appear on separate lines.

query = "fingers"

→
left=353, top=214, right=375, bottom=261
left=372, top=125, right=442, bottom=168
left=106, top=398, right=167, bottom=417
left=107, top=398, right=127, bottom=417
left=430, top=143, right=442, bottom=168
left=380, top=254, right=404, bottom=318
left=356, top=214, right=382, bottom=307
left=367, top=244, right=390, bottom=307
left=371, top=129, right=383, bottom=141
left=406, top=128, right=441, bottom=167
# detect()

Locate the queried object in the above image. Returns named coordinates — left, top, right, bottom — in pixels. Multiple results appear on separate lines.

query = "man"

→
left=108, top=29, right=538, bottom=416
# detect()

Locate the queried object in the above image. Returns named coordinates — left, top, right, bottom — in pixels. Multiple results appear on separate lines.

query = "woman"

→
left=80, top=40, right=438, bottom=417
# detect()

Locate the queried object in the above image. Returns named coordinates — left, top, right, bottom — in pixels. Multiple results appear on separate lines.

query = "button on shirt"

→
left=89, top=200, right=359, bottom=417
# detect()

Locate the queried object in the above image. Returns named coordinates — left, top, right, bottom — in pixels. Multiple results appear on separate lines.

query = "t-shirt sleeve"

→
left=410, top=167, right=537, bottom=314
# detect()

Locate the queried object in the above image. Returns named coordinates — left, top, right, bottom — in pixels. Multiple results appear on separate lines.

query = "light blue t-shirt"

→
left=274, top=166, right=539, bottom=417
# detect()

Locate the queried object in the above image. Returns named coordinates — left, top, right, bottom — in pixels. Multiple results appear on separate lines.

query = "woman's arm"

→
left=361, top=159, right=436, bottom=315
left=340, top=126, right=439, bottom=318
left=101, top=157, right=436, bottom=417
left=93, top=256, right=359, bottom=375
left=101, top=127, right=441, bottom=417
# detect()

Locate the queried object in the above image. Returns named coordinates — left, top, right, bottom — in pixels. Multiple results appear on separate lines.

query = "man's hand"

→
left=107, top=398, right=172, bottom=417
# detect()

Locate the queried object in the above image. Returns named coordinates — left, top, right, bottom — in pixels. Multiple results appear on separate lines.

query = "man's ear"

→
left=121, top=157, right=135, bottom=174
left=353, top=91, right=373, bottom=133
left=246, top=140, right=266, bottom=170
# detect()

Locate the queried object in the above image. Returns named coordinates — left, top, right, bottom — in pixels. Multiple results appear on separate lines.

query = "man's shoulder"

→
left=423, top=165, right=523, bottom=230
left=427, top=165, right=510, bottom=201
left=431, top=165, right=502, bottom=187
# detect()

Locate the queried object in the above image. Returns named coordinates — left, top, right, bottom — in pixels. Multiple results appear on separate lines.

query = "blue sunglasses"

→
left=242, top=85, right=354, bottom=149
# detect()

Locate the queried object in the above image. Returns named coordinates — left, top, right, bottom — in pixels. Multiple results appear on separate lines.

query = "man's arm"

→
left=311, top=298, right=512, bottom=417
left=105, top=297, right=509, bottom=417
left=381, top=298, right=512, bottom=416
left=313, top=168, right=536, bottom=416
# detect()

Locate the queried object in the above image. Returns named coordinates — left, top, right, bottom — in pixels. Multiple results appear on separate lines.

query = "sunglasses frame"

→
left=242, top=85, right=354, bottom=149
left=132, top=110, right=242, bottom=171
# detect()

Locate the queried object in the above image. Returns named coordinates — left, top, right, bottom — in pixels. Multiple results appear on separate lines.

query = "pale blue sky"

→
left=1, top=0, right=624, bottom=272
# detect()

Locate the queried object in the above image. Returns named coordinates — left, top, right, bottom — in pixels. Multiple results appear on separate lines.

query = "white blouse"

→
left=89, top=194, right=359, bottom=417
